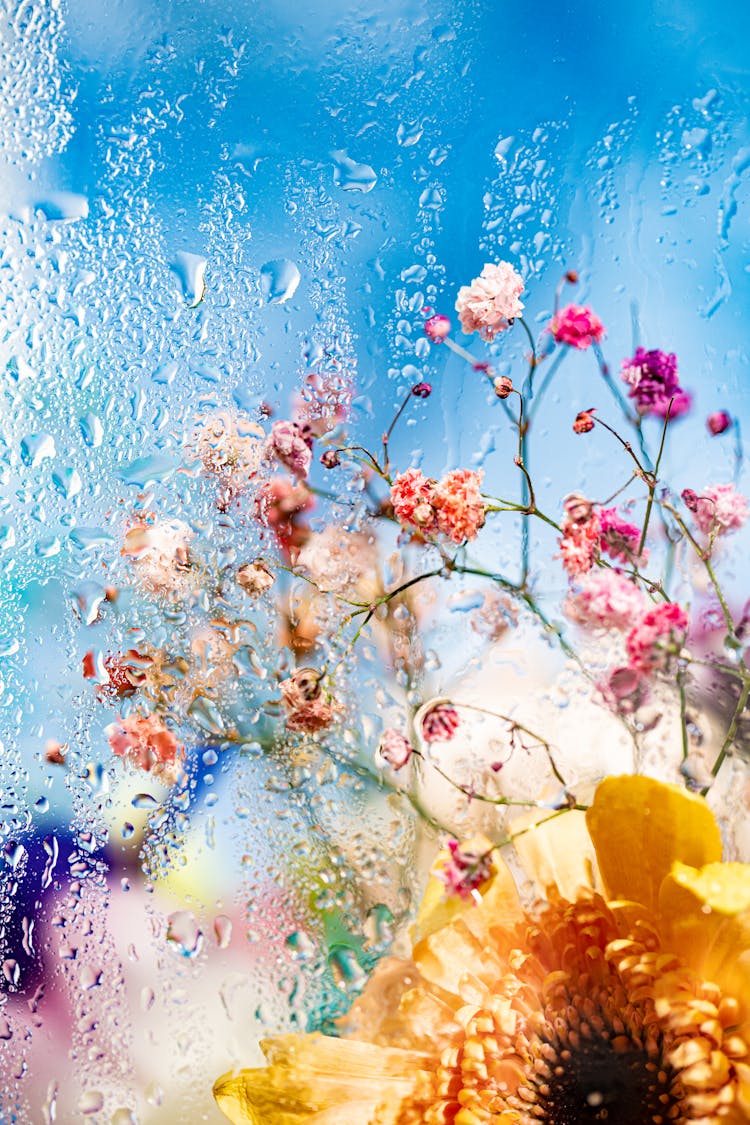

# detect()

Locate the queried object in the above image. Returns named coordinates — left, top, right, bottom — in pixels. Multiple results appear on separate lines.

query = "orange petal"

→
left=586, top=775, right=722, bottom=914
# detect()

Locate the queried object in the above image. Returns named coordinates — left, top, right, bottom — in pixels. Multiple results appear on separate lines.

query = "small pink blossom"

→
left=107, top=713, right=184, bottom=781
left=599, top=666, right=650, bottom=715
left=420, top=702, right=460, bottom=743
left=265, top=420, right=313, bottom=479
left=377, top=729, right=414, bottom=770
left=436, top=839, right=494, bottom=899
left=599, top=507, right=647, bottom=565
left=121, top=518, right=193, bottom=595
left=189, top=410, right=264, bottom=508
left=707, top=411, right=732, bottom=436
left=557, top=495, right=601, bottom=578
left=455, top=261, right=525, bottom=341
left=424, top=314, right=451, bottom=342
left=549, top=304, right=605, bottom=350
left=280, top=668, right=335, bottom=733
left=432, top=469, right=485, bottom=544
left=692, top=483, right=749, bottom=537
left=625, top=603, right=689, bottom=674
left=565, top=571, right=647, bottom=630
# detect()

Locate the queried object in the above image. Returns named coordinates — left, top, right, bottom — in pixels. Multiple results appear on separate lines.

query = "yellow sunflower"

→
left=214, top=775, right=750, bottom=1124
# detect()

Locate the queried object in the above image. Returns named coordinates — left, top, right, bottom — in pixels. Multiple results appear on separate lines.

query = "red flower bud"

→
left=573, top=409, right=596, bottom=434
left=707, top=411, right=732, bottom=436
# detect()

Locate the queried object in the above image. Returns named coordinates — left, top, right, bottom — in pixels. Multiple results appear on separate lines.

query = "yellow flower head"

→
left=214, top=776, right=750, bottom=1125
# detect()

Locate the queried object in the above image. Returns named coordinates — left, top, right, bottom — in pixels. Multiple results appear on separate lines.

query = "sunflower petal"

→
left=214, top=1034, right=430, bottom=1125
left=659, top=861, right=750, bottom=1034
left=586, top=775, right=722, bottom=914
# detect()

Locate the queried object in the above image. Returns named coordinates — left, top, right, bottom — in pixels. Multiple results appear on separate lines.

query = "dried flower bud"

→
left=411, top=382, right=432, bottom=398
left=377, top=729, right=414, bottom=770
left=493, top=375, right=513, bottom=399
left=424, top=313, right=451, bottom=342
left=565, top=270, right=579, bottom=284
left=573, top=409, right=596, bottom=434
left=707, top=410, right=732, bottom=436
left=681, top=488, right=699, bottom=512
left=563, top=493, right=595, bottom=525
left=320, top=449, right=341, bottom=469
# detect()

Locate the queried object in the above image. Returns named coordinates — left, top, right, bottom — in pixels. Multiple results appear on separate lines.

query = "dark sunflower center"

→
left=534, top=1035, right=676, bottom=1125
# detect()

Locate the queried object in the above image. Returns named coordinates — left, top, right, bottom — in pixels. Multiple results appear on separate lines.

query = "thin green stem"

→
left=517, top=317, right=538, bottom=397
left=702, top=677, right=750, bottom=795
left=637, top=400, right=672, bottom=556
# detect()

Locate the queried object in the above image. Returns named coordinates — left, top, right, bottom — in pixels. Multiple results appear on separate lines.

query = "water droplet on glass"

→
left=170, top=251, right=207, bottom=307
left=0, top=525, right=15, bottom=551
left=20, top=432, right=56, bottom=467
left=111, top=1110, right=137, bottom=1125
left=327, top=946, right=366, bottom=991
left=396, top=121, right=423, bottom=147
left=79, top=414, right=103, bottom=448
left=131, top=793, right=159, bottom=810
left=69, top=527, right=115, bottom=551
left=71, top=581, right=106, bottom=626
left=166, top=910, right=203, bottom=958
left=79, top=1091, right=104, bottom=1115
left=260, top=258, right=300, bottom=303
left=2, top=959, right=20, bottom=986
left=52, top=466, right=82, bottom=498
left=331, top=150, right=377, bottom=193
left=213, top=914, right=232, bottom=948
left=4, top=842, right=26, bottom=869
left=285, top=930, right=315, bottom=960
left=119, top=454, right=177, bottom=488
left=29, top=191, right=89, bottom=222
left=188, top=695, right=225, bottom=735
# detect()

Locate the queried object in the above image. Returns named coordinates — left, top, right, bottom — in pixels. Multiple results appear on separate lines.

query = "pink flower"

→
left=625, top=603, right=689, bottom=674
left=432, top=469, right=485, bottom=544
left=455, top=261, right=525, bottom=341
left=280, top=668, right=335, bottom=733
left=390, top=468, right=438, bottom=534
left=599, top=507, right=648, bottom=564
left=424, top=314, right=451, bottom=342
left=436, top=839, right=494, bottom=899
left=565, top=571, right=647, bottom=630
left=557, top=495, right=601, bottom=578
left=707, top=411, right=732, bottom=436
left=390, top=468, right=486, bottom=544
left=121, top=518, right=193, bottom=595
left=691, top=483, right=749, bottom=537
left=107, top=713, right=184, bottom=780
left=376, top=729, right=414, bottom=770
left=549, top=304, right=605, bottom=350
left=264, top=420, right=313, bottom=479
left=420, top=702, right=460, bottom=743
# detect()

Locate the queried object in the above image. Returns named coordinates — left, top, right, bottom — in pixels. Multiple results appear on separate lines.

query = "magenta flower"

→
left=691, top=483, right=749, bottom=537
left=424, top=313, right=451, bottom=342
left=620, top=348, right=691, bottom=419
left=436, top=839, right=494, bottom=899
left=599, top=507, right=647, bottom=564
left=420, top=702, right=460, bottom=743
left=549, top=304, right=605, bottom=350
left=455, top=261, right=524, bottom=341
left=625, top=603, right=689, bottom=674
left=707, top=411, right=732, bottom=436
